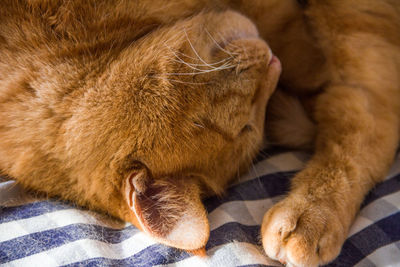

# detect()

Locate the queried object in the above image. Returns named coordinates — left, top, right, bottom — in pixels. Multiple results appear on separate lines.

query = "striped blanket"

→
left=1, top=149, right=400, bottom=267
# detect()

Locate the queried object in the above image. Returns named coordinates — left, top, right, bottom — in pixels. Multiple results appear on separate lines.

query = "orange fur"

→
left=0, top=0, right=279, bottom=251
left=1, top=1, right=400, bottom=266
left=235, top=1, right=400, bottom=266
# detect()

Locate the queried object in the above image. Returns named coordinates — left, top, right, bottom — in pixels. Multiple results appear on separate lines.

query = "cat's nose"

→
left=258, top=55, right=281, bottom=104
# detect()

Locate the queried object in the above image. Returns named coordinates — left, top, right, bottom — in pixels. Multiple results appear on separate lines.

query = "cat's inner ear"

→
left=124, top=168, right=209, bottom=250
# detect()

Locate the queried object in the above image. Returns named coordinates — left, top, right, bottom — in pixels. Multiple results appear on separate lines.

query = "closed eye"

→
left=239, top=124, right=253, bottom=136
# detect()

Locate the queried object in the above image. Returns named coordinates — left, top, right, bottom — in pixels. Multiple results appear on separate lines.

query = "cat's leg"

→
left=261, top=1, right=400, bottom=266
left=263, top=83, right=400, bottom=267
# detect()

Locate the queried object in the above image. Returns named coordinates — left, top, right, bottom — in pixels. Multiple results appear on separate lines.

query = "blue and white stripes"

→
left=1, top=150, right=400, bottom=267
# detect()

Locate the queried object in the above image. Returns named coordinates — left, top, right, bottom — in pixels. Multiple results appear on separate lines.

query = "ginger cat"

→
left=0, top=0, right=280, bottom=252
left=1, top=1, right=399, bottom=266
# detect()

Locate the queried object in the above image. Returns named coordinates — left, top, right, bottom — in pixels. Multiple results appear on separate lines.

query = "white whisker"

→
left=152, top=75, right=210, bottom=85
left=194, top=123, right=205, bottom=129
left=169, top=48, right=199, bottom=62
left=183, top=28, right=217, bottom=70
left=171, top=58, right=231, bottom=68
left=164, top=43, right=232, bottom=73
left=205, top=28, right=238, bottom=59
left=162, top=64, right=236, bottom=76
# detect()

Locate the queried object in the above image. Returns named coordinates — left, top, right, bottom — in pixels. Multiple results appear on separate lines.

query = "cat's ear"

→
left=124, top=168, right=210, bottom=251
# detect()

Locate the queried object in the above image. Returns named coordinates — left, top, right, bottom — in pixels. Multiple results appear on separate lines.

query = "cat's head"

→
left=71, top=10, right=280, bottom=251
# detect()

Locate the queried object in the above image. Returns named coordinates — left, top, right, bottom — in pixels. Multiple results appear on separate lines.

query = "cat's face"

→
left=106, top=10, right=280, bottom=190
left=63, top=9, right=280, bottom=250
left=106, top=10, right=281, bottom=249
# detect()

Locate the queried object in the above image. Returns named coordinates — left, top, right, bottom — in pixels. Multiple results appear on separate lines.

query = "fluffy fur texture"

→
left=243, top=1, right=400, bottom=266
left=0, top=0, right=280, bottom=252
left=1, top=1, right=400, bottom=266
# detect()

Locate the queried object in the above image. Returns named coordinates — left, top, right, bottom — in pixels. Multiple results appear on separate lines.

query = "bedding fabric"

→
left=1, top=149, right=400, bottom=267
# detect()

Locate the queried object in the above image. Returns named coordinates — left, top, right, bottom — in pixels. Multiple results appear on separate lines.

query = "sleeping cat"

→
left=1, top=1, right=399, bottom=266
left=0, top=0, right=281, bottom=253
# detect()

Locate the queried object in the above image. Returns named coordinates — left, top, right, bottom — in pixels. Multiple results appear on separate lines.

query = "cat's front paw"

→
left=261, top=196, right=347, bottom=267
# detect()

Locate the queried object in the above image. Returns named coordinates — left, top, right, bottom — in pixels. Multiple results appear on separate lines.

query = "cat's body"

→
left=1, top=1, right=399, bottom=266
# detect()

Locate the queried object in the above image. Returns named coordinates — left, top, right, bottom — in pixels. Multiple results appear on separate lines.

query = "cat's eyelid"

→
left=238, top=124, right=254, bottom=136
